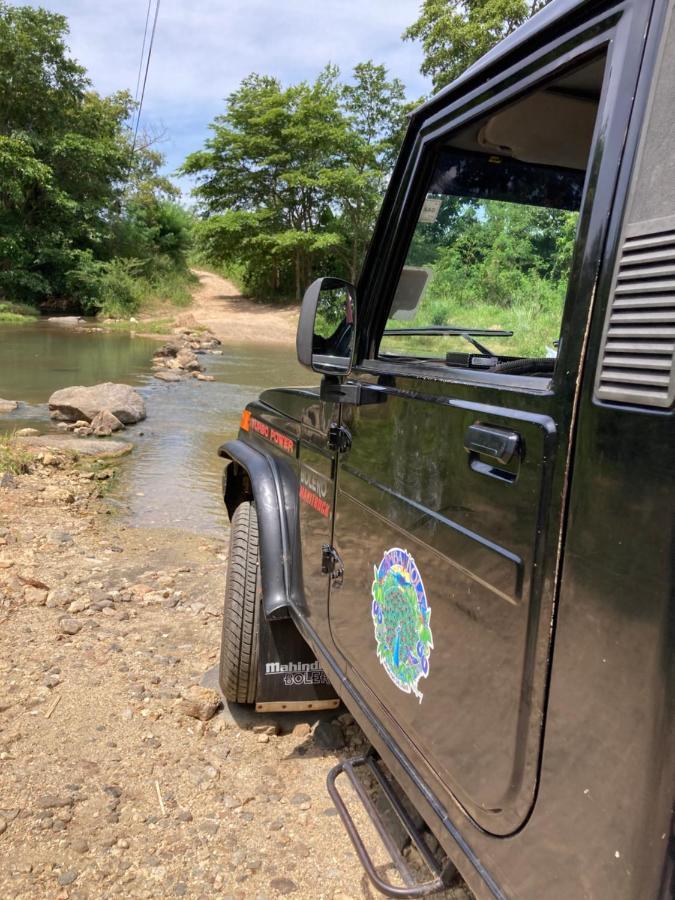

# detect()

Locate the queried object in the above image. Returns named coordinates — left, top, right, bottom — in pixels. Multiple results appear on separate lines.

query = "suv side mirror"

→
left=296, top=277, right=357, bottom=375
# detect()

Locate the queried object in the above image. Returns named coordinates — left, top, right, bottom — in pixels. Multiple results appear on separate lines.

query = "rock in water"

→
left=15, top=435, right=132, bottom=459
left=0, top=399, right=18, bottom=413
left=48, top=383, right=146, bottom=424
left=178, top=685, right=222, bottom=721
left=154, top=370, right=183, bottom=383
left=47, top=316, right=85, bottom=327
left=90, top=409, right=125, bottom=437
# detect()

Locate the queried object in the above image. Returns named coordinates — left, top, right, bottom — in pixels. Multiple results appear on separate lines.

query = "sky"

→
left=19, top=0, right=430, bottom=197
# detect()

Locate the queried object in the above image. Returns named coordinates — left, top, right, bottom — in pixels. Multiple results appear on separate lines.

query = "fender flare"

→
left=218, top=439, right=300, bottom=620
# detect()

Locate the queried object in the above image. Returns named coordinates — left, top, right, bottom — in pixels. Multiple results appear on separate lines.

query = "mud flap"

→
left=255, top=614, right=339, bottom=713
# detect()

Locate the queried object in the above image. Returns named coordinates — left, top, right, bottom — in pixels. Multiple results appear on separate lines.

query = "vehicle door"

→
left=327, top=25, right=643, bottom=836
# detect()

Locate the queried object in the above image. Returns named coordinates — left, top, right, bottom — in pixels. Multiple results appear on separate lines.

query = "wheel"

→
left=219, top=501, right=260, bottom=703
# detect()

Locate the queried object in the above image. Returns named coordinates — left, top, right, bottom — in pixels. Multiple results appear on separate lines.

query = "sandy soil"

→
left=0, top=450, right=470, bottom=900
left=188, top=270, right=298, bottom=346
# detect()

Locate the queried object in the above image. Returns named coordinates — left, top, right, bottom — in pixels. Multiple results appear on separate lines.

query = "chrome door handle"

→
left=464, top=423, right=520, bottom=465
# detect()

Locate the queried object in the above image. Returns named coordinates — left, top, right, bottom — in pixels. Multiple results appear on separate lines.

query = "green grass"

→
left=0, top=301, right=39, bottom=323
left=137, top=269, right=198, bottom=309
left=0, top=434, right=32, bottom=474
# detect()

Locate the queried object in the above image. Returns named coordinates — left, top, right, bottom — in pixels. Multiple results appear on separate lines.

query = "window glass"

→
left=378, top=57, right=605, bottom=375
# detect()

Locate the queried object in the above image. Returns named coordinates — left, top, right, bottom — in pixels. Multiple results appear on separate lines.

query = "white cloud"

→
left=16, top=0, right=430, bottom=192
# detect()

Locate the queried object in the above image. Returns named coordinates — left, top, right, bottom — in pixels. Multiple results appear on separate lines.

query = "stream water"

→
left=0, top=322, right=312, bottom=535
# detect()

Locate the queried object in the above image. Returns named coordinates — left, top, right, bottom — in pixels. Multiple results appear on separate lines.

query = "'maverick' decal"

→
left=371, top=548, right=433, bottom=703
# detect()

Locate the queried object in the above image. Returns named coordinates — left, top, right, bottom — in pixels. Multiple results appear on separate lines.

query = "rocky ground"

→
left=0, top=451, right=471, bottom=900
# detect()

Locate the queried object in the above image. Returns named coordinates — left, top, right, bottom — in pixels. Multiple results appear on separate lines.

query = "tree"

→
left=183, top=63, right=407, bottom=299
left=0, top=2, right=188, bottom=311
left=403, top=0, right=550, bottom=92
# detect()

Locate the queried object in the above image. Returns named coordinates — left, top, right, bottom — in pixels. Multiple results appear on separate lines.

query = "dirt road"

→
left=189, top=270, right=298, bottom=346
left=0, top=451, right=469, bottom=899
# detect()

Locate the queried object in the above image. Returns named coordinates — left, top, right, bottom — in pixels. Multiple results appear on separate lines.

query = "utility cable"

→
left=132, top=0, right=161, bottom=154
left=134, top=0, right=153, bottom=103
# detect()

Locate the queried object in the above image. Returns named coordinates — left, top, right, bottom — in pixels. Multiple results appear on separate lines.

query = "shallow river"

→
left=0, top=322, right=312, bottom=535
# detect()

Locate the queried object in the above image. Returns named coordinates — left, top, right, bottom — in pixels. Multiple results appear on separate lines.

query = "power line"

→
left=132, top=0, right=161, bottom=154
left=134, top=0, right=153, bottom=103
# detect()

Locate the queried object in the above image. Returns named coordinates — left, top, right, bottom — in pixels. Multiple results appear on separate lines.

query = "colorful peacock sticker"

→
left=371, top=548, right=433, bottom=703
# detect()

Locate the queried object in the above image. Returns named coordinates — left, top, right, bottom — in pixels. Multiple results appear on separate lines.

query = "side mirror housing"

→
left=296, top=277, right=357, bottom=375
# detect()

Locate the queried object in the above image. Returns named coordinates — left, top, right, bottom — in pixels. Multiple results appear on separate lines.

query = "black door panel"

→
left=329, top=380, right=560, bottom=834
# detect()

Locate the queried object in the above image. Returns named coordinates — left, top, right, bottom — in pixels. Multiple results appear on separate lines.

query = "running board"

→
left=326, top=754, right=453, bottom=898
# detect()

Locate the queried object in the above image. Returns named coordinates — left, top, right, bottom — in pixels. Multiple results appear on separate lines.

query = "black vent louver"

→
left=596, top=217, right=675, bottom=408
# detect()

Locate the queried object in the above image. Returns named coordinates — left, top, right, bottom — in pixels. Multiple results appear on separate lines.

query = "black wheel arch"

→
left=219, top=439, right=302, bottom=621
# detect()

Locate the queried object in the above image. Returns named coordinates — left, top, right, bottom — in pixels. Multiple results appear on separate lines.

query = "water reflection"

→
left=117, top=344, right=311, bottom=536
left=0, top=323, right=312, bottom=536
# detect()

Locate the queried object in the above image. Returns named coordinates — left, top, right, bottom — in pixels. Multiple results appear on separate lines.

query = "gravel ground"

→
left=0, top=451, right=472, bottom=900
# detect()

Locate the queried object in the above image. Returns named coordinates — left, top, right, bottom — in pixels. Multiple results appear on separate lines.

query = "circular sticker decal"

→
left=371, top=548, right=433, bottom=703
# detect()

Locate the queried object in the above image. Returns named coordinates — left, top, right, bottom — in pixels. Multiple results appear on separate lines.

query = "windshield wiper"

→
left=382, top=325, right=513, bottom=357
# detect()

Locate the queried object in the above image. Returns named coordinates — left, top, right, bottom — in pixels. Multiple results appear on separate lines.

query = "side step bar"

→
left=326, top=754, right=453, bottom=898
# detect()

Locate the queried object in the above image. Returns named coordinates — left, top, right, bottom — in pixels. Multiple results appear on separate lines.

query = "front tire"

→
left=219, top=501, right=260, bottom=703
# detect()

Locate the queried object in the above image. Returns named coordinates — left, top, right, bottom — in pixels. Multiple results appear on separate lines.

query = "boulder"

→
left=15, top=428, right=39, bottom=437
left=0, top=399, right=18, bottom=414
left=47, top=316, right=85, bottom=327
left=48, top=383, right=146, bottom=424
left=90, top=409, right=125, bottom=437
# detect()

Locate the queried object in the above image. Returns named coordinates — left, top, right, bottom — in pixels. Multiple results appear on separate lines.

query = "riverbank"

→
left=1, top=269, right=300, bottom=346
left=106, top=267, right=298, bottom=346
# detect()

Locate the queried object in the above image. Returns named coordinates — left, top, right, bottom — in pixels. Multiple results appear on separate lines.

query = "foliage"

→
left=183, top=62, right=406, bottom=300
left=387, top=200, right=576, bottom=358
left=0, top=2, right=191, bottom=312
left=403, top=0, right=551, bottom=92
left=0, top=433, right=32, bottom=474
left=0, top=299, right=38, bottom=322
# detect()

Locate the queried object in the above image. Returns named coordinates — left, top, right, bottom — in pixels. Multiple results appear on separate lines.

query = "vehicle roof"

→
left=412, top=0, right=615, bottom=120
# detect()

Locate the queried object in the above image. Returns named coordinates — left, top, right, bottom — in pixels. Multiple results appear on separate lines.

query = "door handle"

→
left=464, top=423, right=520, bottom=465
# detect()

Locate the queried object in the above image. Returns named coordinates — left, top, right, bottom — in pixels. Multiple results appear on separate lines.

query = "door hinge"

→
left=327, top=423, right=352, bottom=454
left=321, top=544, right=344, bottom=587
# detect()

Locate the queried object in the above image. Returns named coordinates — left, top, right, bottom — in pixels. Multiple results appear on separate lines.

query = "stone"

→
left=90, top=409, right=125, bottom=437
left=291, top=723, right=311, bottom=738
left=15, top=427, right=38, bottom=437
left=0, top=399, right=18, bottom=413
left=177, top=685, right=222, bottom=721
left=269, top=878, right=298, bottom=894
left=57, top=870, right=78, bottom=886
left=59, top=617, right=82, bottom=636
left=68, top=598, right=90, bottom=613
left=154, top=370, right=183, bottom=383
left=36, top=794, right=73, bottom=810
left=71, top=838, right=89, bottom=854
left=24, top=585, right=48, bottom=606
left=16, top=435, right=132, bottom=459
left=313, top=721, right=345, bottom=750
left=47, top=316, right=84, bottom=327
left=48, top=383, right=146, bottom=424
left=175, top=349, right=201, bottom=371
left=0, top=472, right=16, bottom=489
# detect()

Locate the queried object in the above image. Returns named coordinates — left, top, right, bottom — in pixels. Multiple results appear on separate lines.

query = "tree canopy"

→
left=403, top=0, right=550, bottom=92
left=183, top=62, right=406, bottom=300
left=0, top=1, right=190, bottom=314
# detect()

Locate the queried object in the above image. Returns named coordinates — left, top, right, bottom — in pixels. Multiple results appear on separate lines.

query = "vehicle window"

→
left=378, top=55, right=606, bottom=376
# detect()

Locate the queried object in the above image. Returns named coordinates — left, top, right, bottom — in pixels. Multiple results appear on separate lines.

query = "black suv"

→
left=218, top=0, right=675, bottom=897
